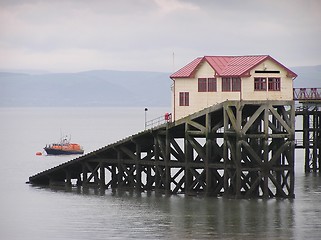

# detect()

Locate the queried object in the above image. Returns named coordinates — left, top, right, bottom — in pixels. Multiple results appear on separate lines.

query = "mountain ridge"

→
left=0, top=70, right=172, bottom=107
left=0, top=65, right=320, bottom=107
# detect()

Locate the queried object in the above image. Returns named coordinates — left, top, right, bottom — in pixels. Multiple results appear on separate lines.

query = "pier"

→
left=29, top=100, right=296, bottom=198
left=294, top=88, right=321, bottom=172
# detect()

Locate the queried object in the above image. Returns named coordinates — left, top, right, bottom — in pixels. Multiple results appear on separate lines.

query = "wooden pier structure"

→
left=294, top=88, right=321, bottom=172
left=29, top=100, right=295, bottom=198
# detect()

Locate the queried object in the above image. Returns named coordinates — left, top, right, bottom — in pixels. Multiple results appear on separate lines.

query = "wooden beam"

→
left=186, top=135, right=206, bottom=161
left=269, top=106, right=292, bottom=134
left=186, top=119, right=206, bottom=133
left=170, top=138, right=185, bottom=162
left=242, top=105, right=265, bottom=134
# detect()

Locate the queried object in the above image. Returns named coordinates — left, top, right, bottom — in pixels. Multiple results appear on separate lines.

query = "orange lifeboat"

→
left=43, top=136, right=84, bottom=155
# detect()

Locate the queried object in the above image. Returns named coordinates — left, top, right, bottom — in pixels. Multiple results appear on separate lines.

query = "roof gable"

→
left=203, top=56, right=231, bottom=75
left=170, top=55, right=297, bottom=79
left=170, top=57, right=203, bottom=79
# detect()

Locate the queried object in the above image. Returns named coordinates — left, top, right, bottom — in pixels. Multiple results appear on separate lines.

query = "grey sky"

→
left=0, top=0, right=320, bottom=72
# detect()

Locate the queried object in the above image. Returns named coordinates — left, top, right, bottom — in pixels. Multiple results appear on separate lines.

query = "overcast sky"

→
left=0, top=0, right=320, bottom=73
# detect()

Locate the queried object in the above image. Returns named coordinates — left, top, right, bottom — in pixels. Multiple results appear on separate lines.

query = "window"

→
left=198, top=78, right=207, bottom=92
left=222, top=78, right=231, bottom=91
left=179, top=92, right=189, bottom=106
left=254, top=77, right=281, bottom=91
left=222, top=77, right=241, bottom=92
left=232, top=78, right=241, bottom=91
left=254, top=78, right=266, bottom=91
left=268, top=78, right=280, bottom=91
left=208, top=78, right=217, bottom=92
left=198, top=78, right=217, bottom=92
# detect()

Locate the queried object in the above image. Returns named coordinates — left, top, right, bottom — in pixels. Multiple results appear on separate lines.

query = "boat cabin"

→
left=170, top=55, right=297, bottom=120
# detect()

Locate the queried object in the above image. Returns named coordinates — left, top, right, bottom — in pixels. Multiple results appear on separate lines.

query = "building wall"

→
left=172, top=59, right=294, bottom=120
left=242, top=59, right=293, bottom=101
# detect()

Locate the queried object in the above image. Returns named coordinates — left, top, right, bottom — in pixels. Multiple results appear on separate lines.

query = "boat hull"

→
left=44, top=147, right=84, bottom=155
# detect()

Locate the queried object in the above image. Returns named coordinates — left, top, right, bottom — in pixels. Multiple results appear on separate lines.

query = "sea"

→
left=1, top=107, right=321, bottom=240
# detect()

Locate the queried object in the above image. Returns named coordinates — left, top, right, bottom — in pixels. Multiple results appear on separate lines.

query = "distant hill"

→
left=292, top=65, right=321, bottom=88
left=0, top=65, right=319, bottom=107
left=0, top=70, right=172, bottom=107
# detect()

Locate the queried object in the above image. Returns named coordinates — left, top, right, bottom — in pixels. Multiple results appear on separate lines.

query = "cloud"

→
left=0, top=0, right=320, bottom=72
left=153, top=0, right=200, bottom=14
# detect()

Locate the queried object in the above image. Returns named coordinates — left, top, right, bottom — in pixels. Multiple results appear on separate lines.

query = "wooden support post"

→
left=65, top=169, right=71, bottom=187
left=290, top=103, right=296, bottom=198
left=99, top=162, right=105, bottom=188
left=145, top=166, right=153, bottom=190
left=235, top=139, right=242, bottom=198
left=272, top=112, right=282, bottom=197
left=205, top=113, right=213, bottom=196
left=318, top=114, right=321, bottom=171
left=262, top=105, right=269, bottom=198
left=82, top=163, right=88, bottom=187
left=235, top=102, right=242, bottom=198
left=165, top=127, right=171, bottom=194
left=135, top=143, right=142, bottom=191
left=185, top=122, right=193, bottom=195
left=111, top=165, right=117, bottom=188
left=117, top=150, right=124, bottom=187
left=303, top=112, right=310, bottom=172
left=223, top=103, right=230, bottom=197
left=154, top=136, right=161, bottom=190
left=313, top=113, right=318, bottom=172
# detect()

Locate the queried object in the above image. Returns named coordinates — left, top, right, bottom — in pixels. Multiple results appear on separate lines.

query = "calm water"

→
left=1, top=107, right=321, bottom=240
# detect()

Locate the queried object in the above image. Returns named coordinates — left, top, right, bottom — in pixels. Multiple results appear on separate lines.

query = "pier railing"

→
left=146, top=113, right=172, bottom=129
left=293, top=88, right=321, bottom=101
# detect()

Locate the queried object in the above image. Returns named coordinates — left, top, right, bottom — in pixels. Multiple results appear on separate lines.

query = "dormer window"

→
left=254, top=77, right=281, bottom=91
left=268, top=78, right=281, bottom=91
left=254, top=78, right=266, bottom=91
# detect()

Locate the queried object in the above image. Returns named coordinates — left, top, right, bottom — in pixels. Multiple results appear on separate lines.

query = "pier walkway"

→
left=29, top=100, right=295, bottom=198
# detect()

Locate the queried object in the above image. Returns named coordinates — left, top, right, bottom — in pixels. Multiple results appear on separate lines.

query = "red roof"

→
left=170, top=55, right=297, bottom=79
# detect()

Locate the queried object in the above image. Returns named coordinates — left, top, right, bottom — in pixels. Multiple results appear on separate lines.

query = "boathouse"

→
left=170, top=55, right=297, bottom=120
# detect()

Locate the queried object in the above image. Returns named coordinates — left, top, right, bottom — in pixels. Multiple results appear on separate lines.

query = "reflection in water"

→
left=37, top=185, right=299, bottom=239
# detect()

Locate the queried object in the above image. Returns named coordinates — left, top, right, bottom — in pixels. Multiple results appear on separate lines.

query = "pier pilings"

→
left=29, top=100, right=295, bottom=198
left=295, top=104, right=321, bottom=172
